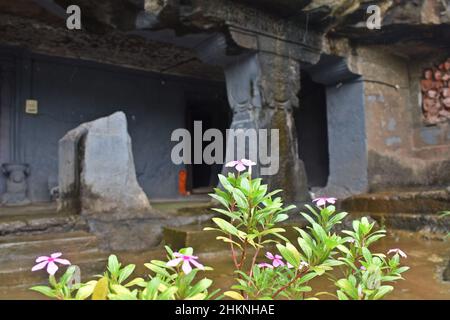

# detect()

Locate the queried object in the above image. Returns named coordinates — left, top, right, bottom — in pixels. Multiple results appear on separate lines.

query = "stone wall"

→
left=347, top=46, right=450, bottom=190
left=1, top=49, right=226, bottom=203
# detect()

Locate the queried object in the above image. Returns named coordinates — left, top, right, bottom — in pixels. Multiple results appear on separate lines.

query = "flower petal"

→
left=316, top=198, right=326, bottom=206
left=273, top=259, right=284, bottom=267
left=190, top=259, right=204, bottom=270
left=51, top=253, right=62, bottom=259
left=32, top=261, right=48, bottom=272
left=35, top=256, right=49, bottom=263
left=182, top=261, right=192, bottom=274
left=327, top=198, right=337, bottom=204
left=225, top=161, right=239, bottom=168
left=265, top=252, right=274, bottom=260
left=241, top=159, right=256, bottom=166
left=235, top=163, right=246, bottom=172
left=54, top=259, right=71, bottom=265
left=167, top=258, right=183, bottom=267
left=47, top=261, right=58, bottom=275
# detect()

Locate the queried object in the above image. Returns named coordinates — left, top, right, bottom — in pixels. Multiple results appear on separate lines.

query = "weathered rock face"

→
left=80, top=112, right=151, bottom=218
left=58, top=112, right=151, bottom=219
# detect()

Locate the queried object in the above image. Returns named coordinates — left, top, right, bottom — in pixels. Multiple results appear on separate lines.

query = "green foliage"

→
left=210, top=167, right=408, bottom=300
left=30, top=265, right=81, bottom=300
left=30, top=163, right=410, bottom=301
left=30, top=248, right=219, bottom=300
left=334, top=217, right=409, bottom=300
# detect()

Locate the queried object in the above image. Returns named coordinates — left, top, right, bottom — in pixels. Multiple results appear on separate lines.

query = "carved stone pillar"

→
left=222, top=51, right=310, bottom=204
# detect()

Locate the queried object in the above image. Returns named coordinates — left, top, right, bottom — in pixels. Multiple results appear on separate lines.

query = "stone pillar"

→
left=223, top=52, right=310, bottom=204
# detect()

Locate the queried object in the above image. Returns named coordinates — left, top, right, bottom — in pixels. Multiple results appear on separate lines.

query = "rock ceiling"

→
left=0, top=0, right=448, bottom=79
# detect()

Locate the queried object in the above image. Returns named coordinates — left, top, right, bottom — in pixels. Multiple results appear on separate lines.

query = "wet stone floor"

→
left=1, top=230, right=449, bottom=300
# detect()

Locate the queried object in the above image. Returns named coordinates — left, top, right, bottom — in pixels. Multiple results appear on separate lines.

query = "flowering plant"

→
left=209, top=159, right=409, bottom=300
left=30, top=159, right=409, bottom=300
left=29, top=247, right=216, bottom=300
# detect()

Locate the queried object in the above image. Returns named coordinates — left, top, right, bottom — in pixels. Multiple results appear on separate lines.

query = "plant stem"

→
left=248, top=246, right=261, bottom=278
left=271, top=269, right=309, bottom=300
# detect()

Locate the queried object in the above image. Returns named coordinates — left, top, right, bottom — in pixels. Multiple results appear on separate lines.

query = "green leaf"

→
left=274, top=214, right=289, bottom=223
left=212, top=218, right=241, bottom=238
left=232, top=188, right=248, bottom=209
left=336, top=279, right=358, bottom=300
left=217, top=236, right=243, bottom=249
left=240, top=177, right=251, bottom=193
left=107, top=255, right=120, bottom=276
left=297, top=237, right=313, bottom=259
left=209, top=194, right=229, bottom=209
left=300, top=212, right=317, bottom=226
left=298, top=272, right=318, bottom=284
left=92, top=277, right=109, bottom=300
left=362, top=247, right=372, bottom=263
left=276, top=243, right=300, bottom=268
left=60, top=265, right=77, bottom=285
left=189, top=278, right=213, bottom=297
left=224, top=291, right=245, bottom=300
left=125, top=277, right=147, bottom=288
left=118, top=264, right=135, bottom=284
left=218, top=174, right=234, bottom=193
left=144, top=263, right=171, bottom=277
left=312, top=223, right=327, bottom=241
left=75, top=281, right=97, bottom=300
left=337, top=290, right=349, bottom=300
left=30, top=286, right=56, bottom=298
left=211, top=208, right=241, bottom=221
left=373, top=285, right=394, bottom=300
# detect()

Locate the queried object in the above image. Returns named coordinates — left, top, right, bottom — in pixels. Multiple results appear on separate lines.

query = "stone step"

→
left=0, top=212, right=87, bottom=236
left=0, top=231, right=99, bottom=263
left=163, top=220, right=307, bottom=253
left=0, top=203, right=87, bottom=237
left=349, top=211, right=450, bottom=235
left=341, top=189, right=450, bottom=214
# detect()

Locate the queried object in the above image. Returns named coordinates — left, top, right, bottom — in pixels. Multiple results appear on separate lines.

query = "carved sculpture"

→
left=421, top=58, right=450, bottom=125
left=1, top=163, right=30, bottom=206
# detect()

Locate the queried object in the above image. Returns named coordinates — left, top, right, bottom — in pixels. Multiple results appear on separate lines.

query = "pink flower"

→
left=31, top=253, right=71, bottom=275
left=313, top=197, right=337, bottom=207
left=266, top=252, right=285, bottom=267
left=225, top=159, right=256, bottom=172
left=387, top=248, right=407, bottom=259
left=258, top=263, right=274, bottom=269
left=167, top=252, right=204, bottom=274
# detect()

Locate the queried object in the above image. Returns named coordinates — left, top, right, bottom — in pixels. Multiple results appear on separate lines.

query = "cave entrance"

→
left=186, top=97, right=230, bottom=194
left=295, top=71, right=330, bottom=188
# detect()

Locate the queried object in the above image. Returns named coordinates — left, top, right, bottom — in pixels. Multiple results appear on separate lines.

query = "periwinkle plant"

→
left=30, top=159, right=409, bottom=300
left=209, top=159, right=409, bottom=300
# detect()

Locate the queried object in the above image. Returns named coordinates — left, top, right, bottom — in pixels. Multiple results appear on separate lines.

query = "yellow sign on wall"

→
left=25, top=99, right=38, bottom=114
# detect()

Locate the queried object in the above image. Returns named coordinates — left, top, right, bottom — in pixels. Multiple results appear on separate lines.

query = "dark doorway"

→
left=186, top=97, right=230, bottom=194
left=295, top=71, right=330, bottom=188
